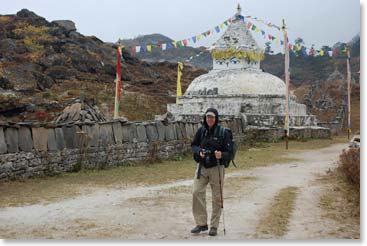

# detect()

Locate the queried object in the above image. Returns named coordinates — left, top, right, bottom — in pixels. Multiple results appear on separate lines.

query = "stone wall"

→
left=0, top=119, right=331, bottom=181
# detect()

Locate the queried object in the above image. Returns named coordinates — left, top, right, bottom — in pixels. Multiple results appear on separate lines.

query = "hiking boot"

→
left=209, top=227, right=217, bottom=236
left=190, top=225, right=208, bottom=234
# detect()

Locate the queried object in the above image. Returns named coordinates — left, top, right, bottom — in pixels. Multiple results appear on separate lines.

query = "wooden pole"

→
left=346, top=44, right=351, bottom=139
left=282, top=19, right=289, bottom=149
left=114, top=41, right=122, bottom=119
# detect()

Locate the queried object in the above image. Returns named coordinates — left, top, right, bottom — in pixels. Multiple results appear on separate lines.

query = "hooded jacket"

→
left=191, top=108, right=231, bottom=168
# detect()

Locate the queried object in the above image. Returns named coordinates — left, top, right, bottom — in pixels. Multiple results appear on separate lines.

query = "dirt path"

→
left=0, top=143, right=350, bottom=239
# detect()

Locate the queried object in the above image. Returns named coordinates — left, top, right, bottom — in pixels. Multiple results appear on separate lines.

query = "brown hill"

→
left=0, top=9, right=206, bottom=122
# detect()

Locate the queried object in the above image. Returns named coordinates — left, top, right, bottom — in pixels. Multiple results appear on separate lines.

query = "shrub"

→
left=338, top=148, right=360, bottom=189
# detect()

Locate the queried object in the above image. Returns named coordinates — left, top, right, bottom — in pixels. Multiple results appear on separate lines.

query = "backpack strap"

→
left=199, top=126, right=207, bottom=145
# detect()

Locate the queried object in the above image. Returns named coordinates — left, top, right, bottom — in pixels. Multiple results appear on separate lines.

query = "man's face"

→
left=206, top=115, right=216, bottom=128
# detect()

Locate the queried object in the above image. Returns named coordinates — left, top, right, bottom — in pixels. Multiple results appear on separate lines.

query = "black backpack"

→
left=199, top=125, right=238, bottom=168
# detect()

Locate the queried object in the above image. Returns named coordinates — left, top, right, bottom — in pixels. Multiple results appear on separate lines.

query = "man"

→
left=190, top=108, right=231, bottom=236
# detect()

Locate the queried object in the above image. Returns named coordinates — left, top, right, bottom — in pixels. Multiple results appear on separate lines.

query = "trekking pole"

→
left=216, top=159, right=226, bottom=235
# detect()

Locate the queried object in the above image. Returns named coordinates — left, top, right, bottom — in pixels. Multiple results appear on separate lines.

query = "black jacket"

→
left=191, top=108, right=231, bottom=168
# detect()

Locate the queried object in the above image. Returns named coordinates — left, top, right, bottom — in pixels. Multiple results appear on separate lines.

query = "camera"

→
left=201, top=149, right=212, bottom=165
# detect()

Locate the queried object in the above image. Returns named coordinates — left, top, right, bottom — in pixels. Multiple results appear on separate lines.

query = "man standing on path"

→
left=190, top=108, right=231, bottom=236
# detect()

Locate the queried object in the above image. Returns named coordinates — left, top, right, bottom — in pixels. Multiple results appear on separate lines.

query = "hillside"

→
left=0, top=9, right=206, bottom=122
left=121, top=34, right=212, bottom=70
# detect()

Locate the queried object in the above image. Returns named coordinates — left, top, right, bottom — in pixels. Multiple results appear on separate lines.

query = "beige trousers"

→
left=192, top=163, right=225, bottom=228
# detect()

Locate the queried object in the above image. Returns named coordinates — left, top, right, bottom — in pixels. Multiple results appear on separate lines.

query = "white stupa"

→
left=167, top=5, right=317, bottom=127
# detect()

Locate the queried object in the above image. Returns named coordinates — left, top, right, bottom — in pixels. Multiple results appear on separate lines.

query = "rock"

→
left=165, top=123, right=176, bottom=141
left=54, top=102, right=106, bottom=124
left=4, top=127, right=19, bottom=153
left=122, top=123, right=137, bottom=143
left=32, top=127, right=49, bottom=151
left=82, top=124, right=99, bottom=147
left=174, top=123, right=183, bottom=140
left=145, top=123, right=158, bottom=142
left=136, top=124, right=147, bottom=142
left=185, top=123, right=194, bottom=139
left=52, top=20, right=77, bottom=33
left=54, top=127, right=65, bottom=150
left=47, top=129, right=58, bottom=152
left=38, top=53, right=69, bottom=67
left=154, top=112, right=174, bottom=123
left=33, top=72, right=55, bottom=90
left=99, top=123, right=114, bottom=145
left=45, top=66, right=77, bottom=80
left=3, top=63, right=42, bottom=92
left=0, top=127, right=7, bottom=153
left=62, top=125, right=79, bottom=149
left=18, top=127, right=33, bottom=152
left=16, top=9, right=49, bottom=26
left=16, top=9, right=40, bottom=18
left=156, top=121, right=165, bottom=141
left=112, top=122, right=123, bottom=144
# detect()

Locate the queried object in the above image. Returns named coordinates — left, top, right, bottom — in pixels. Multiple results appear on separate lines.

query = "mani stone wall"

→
left=0, top=119, right=331, bottom=181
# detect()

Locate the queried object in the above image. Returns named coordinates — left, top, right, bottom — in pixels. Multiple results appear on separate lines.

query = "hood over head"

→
left=203, top=107, right=219, bottom=130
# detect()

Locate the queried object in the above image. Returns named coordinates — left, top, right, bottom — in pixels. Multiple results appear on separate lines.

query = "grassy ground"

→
left=255, top=186, right=299, bottom=238
left=0, top=136, right=349, bottom=208
left=318, top=169, right=360, bottom=238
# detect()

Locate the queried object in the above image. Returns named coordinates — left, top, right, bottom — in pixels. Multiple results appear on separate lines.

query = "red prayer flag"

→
left=247, top=22, right=252, bottom=29
left=116, top=47, right=122, bottom=102
left=183, top=39, right=188, bottom=46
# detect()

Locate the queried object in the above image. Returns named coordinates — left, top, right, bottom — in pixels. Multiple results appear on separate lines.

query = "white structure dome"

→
left=185, top=68, right=286, bottom=96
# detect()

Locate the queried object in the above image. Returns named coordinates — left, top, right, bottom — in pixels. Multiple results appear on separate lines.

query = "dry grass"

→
left=318, top=169, right=360, bottom=238
left=0, top=137, right=347, bottom=208
left=255, top=186, right=299, bottom=238
left=338, top=148, right=360, bottom=188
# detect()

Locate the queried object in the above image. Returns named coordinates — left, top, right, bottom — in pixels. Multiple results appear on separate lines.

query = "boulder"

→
left=52, top=20, right=77, bottom=33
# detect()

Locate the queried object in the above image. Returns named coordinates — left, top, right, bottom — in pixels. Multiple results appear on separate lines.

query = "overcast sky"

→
left=0, top=0, right=361, bottom=53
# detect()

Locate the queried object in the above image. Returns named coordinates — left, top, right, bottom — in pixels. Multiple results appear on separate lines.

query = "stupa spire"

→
left=236, top=3, right=242, bottom=16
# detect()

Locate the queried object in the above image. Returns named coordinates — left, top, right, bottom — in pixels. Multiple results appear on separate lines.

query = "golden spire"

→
left=237, top=3, right=242, bottom=16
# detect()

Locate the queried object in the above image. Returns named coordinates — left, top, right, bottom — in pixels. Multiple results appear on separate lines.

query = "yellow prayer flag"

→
left=172, top=41, right=177, bottom=48
left=320, top=50, right=324, bottom=56
left=275, top=38, right=280, bottom=44
left=196, top=34, right=202, bottom=42
left=255, top=27, right=260, bottom=32
left=176, top=62, right=183, bottom=104
left=220, top=23, right=225, bottom=29
left=147, top=45, right=152, bottom=52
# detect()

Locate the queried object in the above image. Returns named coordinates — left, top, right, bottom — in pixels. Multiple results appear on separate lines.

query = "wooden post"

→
left=282, top=19, right=290, bottom=150
left=346, top=44, right=352, bottom=139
